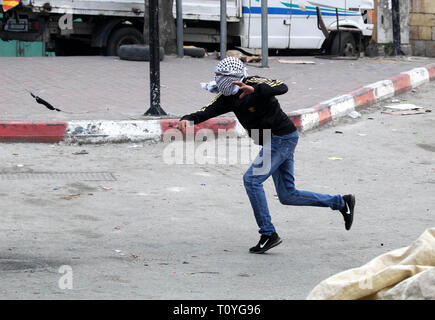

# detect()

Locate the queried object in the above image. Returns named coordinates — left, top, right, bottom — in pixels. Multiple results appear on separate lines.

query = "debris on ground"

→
left=380, top=103, right=432, bottom=116
left=220, top=50, right=262, bottom=63
left=238, top=273, right=251, bottom=277
left=383, top=103, right=422, bottom=111
left=113, top=250, right=126, bottom=257
left=30, top=92, right=62, bottom=112
left=391, top=98, right=408, bottom=103
left=348, top=111, right=361, bottom=119
left=183, top=45, right=206, bottom=58
left=328, top=157, right=343, bottom=161
left=278, top=59, right=315, bottom=64
left=188, top=271, right=220, bottom=275
left=61, top=194, right=81, bottom=200
left=73, top=150, right=89, bottom=155
left=382, top=109, right=431, bottom=116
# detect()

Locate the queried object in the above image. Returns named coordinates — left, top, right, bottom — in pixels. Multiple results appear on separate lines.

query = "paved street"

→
left=0, top=54, right=434, bottom=121
left=0, top=80, right=433, bottom=299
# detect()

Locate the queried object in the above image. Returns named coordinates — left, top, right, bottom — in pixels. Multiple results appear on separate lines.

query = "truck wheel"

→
left=118, top=44, right=165, bottom=61
left=106, top=27, right=144, bottom=56
left=183, top=46, right=206, bottom=58
left=331, top=32, right=358, bottom=57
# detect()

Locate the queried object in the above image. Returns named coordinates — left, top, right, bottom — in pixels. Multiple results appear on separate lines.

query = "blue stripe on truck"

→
left=242, top=6, right=360, bottom=16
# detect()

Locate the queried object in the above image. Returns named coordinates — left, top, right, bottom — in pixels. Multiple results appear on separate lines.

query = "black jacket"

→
left=180, top=76, right=297, bottom=145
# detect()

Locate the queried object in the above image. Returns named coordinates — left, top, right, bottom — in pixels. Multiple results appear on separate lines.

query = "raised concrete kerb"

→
left=287, top=107, right=321, bottom=132
left=428, top=63, right=435, bottom=80
left=365, top=80, right=396, bottom=101
left=0, top=122, right=66, bottom=143
left=1, top=63, right=434, bottom=143
left=401, top=67, right=430, bottom=88
left=65, top=118, right=241, bottom=143
left=285, top=63, right=435, bottom=132
left=65, top=120, right=162, bottom=143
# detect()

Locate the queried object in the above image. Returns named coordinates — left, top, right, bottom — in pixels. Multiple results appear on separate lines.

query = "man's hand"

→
left=177, top=120, right=189, bottom=134
left=232, top=81, right=254, bottom=99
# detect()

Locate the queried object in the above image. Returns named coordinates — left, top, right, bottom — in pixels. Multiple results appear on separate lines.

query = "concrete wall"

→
left=409, top=0, right=435, bottom=57
left=375, top=0, right=411, bottom=55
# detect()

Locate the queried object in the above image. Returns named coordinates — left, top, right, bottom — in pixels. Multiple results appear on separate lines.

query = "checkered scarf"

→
left=201, top=57, right=248, bottom=96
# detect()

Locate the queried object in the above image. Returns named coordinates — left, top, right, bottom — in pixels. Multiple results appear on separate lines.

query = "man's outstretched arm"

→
left=177, top=93, right=232, bottom=133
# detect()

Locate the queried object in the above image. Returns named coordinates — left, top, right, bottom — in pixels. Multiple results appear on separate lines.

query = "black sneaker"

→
left=249, top=232, right=282, bottom=254
left=339, top=194, right=355, bottom=231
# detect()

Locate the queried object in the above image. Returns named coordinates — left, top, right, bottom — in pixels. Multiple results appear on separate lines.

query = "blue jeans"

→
left=243, top=131, right=345, bottom=235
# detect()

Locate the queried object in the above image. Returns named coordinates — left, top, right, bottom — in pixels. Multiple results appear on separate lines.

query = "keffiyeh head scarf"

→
left=201, top=57, right=248, bottom=96
left=215, top=57, right=248, bottom=96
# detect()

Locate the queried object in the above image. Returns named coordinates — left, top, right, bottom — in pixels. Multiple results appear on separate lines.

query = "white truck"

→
left=0, top=0, right=374, bottom=55
left=178, top=0, right=375, bottom=55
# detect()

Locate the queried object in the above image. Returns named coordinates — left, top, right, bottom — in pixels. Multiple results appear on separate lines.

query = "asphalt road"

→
left=0, top=81, right=434, bottom=299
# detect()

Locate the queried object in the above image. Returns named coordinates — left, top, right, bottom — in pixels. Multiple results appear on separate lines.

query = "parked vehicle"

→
left=177, top=0, right=375, bottom=55
left=0, top=0, right=146, bottom=55
left=0, top=0, right=374, bottom=56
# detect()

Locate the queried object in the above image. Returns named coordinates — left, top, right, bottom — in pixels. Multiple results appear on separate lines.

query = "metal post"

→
left=261, top=0, right=268, bottom=67
left=336, top=8, right=341, bottom=55
left=176, top=0, right=184, bottom=58
left=220, top=0, right=227, bottom=59
left=145, top=0, right=167, bottom=116
left=391, top=0, right=404, bottom=56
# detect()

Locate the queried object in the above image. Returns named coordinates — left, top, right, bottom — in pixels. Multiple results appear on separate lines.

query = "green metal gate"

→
left=0, top=13, right=54, bottom=57
left=0, top=39, right=55, bottom=56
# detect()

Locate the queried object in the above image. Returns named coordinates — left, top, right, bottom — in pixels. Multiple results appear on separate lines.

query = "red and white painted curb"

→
left=1, top=63, right=434, bottom=143
left=0, top=122, right=67, bottom=143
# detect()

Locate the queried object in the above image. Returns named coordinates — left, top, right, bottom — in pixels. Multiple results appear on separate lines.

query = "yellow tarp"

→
left=307, top=228, right=435, bottom=300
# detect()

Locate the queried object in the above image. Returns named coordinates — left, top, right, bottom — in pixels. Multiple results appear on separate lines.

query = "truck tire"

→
left=330, top=32, right=358, bottom=57
left=106, top=27, right=144, bottom=56
left=183, top=46, right=205, bottom=58
left=118, top=44, right=165, bottom=61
